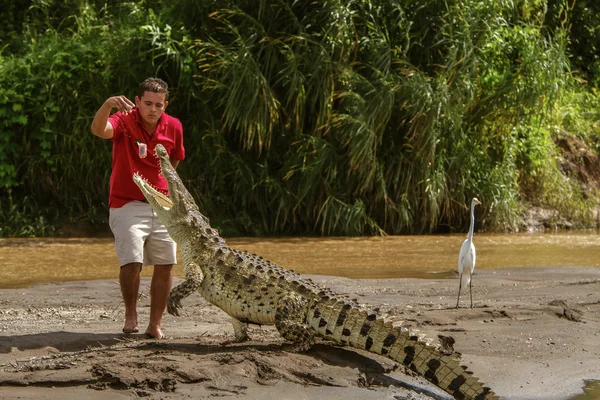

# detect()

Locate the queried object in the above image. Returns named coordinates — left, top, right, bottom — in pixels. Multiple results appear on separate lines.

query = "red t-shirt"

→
left=107, top=109, right=185, bottom=208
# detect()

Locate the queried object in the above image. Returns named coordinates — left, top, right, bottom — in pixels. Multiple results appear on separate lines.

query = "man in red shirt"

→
left=91, top=78, right=185, bottom=339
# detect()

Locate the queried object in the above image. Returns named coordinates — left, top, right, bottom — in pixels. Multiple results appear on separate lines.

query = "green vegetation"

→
left=1, top=0, right=599, bottom=237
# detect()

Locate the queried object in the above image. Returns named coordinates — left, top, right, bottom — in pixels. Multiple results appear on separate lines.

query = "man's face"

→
left=135, top=91, right=168, bottom=128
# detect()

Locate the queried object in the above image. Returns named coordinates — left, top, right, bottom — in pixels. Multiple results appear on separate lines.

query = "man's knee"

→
left=121, top=262, right=142, bottom=273
left=153, top=265, right=173, bottom=280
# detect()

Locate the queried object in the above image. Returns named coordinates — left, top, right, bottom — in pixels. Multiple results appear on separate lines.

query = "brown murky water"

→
left=1, top=232, right=600, bottom=289
left=572, top=380, right=600, bottom=400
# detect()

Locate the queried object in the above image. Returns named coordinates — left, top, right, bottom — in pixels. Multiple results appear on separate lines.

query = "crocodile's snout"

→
left=154, top=144, right=168, bottom=158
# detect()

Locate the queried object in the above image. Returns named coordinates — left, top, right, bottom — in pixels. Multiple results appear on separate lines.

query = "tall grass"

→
left=186, top=0, right=583, bottom=234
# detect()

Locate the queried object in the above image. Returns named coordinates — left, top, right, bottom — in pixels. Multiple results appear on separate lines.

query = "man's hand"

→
left=105, top=95, right=135, bottom=115
left=91, top=95, right=136, bottom=139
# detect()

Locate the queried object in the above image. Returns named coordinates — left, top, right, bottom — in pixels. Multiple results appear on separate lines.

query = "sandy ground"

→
left=0, top=267, right=599, bottom=400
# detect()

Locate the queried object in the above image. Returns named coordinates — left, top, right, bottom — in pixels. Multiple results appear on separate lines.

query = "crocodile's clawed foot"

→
left=221, top=328, right=250, bottom=346
left=167, top=296, right=182, bottom=316
left=220, top=336, right=250, bottom=347
left=282, top=341, right=314, bottom=353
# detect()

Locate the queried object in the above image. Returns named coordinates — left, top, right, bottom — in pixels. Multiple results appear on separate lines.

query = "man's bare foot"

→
left=145, top=326, right=165, bottom=339
left=122, top=318, right=139, bottom=334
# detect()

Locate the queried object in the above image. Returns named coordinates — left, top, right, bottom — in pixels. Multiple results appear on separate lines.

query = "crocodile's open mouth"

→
left=133, top=173, right=173, bottom=210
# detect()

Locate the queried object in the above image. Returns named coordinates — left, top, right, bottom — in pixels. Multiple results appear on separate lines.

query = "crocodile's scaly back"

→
left=133, top=144, right=498, bottom=400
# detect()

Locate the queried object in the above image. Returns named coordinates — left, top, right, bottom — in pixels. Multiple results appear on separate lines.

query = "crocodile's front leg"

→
left=221, top=317, right=250, bottom=346
left=275, top=293, right=315, bottom=352
left=167, top=262, right=203, bottom=316
left=230, top=318, right=250, bottom=342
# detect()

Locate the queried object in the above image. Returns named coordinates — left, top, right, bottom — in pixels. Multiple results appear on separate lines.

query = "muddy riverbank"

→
left=1, top=266, right=599, bottom=399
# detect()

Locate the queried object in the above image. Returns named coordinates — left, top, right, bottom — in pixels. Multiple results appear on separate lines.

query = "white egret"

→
left=456, top=197, right=481, bottom=309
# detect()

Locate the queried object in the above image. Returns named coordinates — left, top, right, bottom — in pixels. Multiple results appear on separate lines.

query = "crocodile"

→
left=132, top=144, right=499, bottom=400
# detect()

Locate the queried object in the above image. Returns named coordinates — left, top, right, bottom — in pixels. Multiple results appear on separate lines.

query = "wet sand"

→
left=0, top=267, right=599, bottom=399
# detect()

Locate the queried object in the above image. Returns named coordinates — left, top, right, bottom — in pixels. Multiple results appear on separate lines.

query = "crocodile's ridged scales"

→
left=305, top=299, right=496, bottom=399
left=133, top=144, right=499, bottom=400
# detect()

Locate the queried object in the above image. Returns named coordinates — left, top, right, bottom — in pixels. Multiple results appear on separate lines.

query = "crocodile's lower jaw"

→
left=133, top=173, right=173, bottom=210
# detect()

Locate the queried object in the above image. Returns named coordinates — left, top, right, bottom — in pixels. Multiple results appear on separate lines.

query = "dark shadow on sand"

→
left=0, top=331, right=139, bottom=353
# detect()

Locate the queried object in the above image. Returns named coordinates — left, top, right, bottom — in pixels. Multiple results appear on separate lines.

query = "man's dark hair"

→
left=138, top=77, right=169, bottom=100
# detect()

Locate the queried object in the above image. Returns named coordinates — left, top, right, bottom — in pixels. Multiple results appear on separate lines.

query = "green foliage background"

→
left=1, top=0, right=599, bottom=237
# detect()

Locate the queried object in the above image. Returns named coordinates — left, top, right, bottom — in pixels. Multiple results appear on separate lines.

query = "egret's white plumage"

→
left=456, top=197, right=481, bottom=309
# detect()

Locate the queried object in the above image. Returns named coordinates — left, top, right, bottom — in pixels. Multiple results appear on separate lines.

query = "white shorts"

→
left=109, top=201, right=177, bottom=267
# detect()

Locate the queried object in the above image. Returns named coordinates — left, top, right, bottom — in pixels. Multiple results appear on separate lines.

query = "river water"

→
left=1, top=232, right=599, bottom=289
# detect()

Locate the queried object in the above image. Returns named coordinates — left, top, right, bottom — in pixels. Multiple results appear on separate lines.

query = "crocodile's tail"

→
left=306, top=299, right=498, bottom=400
